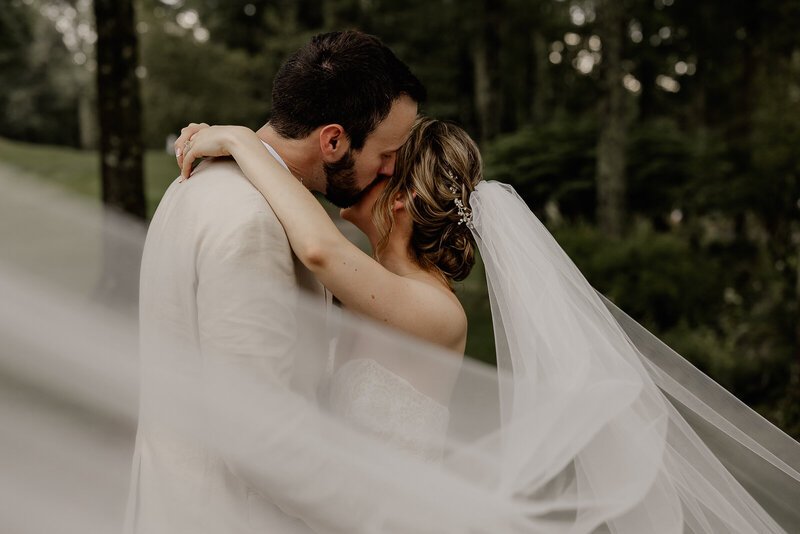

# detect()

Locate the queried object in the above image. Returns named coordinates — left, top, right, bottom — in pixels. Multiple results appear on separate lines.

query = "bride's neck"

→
left=373, top=237, right=421, bottom=277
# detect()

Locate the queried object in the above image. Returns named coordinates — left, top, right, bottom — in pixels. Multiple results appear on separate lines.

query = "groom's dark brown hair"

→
left=269, top=30, right=426, bottom=151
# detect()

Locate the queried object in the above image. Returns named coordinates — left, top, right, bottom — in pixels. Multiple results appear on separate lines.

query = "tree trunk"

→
left=595, top=0, right=628, bottom=237
left=78, top=88, right=97, bottom=149
left=93, top=0, right=145, bottom=307
left=94, top=0, right=145, bottom=219
left=791, top=241, right=800, bottom=429
left=531, top=29, right=551, bottom=124
left=472, top=0, right=502, bottom=144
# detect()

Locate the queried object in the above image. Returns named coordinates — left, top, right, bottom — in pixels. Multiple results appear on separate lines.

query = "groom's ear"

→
left=319, top=124, right=350, bottom=160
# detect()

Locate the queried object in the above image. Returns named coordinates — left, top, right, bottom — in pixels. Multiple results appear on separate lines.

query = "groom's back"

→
left=139, top=158, right=298, bottom=356
left=130, top=158, right=316, bottom=534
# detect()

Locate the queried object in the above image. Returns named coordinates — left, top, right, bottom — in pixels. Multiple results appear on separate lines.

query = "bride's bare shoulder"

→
left=403, top=273, right=468, bottom=353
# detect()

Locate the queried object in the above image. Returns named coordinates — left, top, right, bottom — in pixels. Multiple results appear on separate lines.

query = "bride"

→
left=171, top=116, right=800, bottom=533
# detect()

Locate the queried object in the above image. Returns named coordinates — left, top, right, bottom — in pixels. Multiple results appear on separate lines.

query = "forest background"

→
left=2, top=0, right=800, bottom=439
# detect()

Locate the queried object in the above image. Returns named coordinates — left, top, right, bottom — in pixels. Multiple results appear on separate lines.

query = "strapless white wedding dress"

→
left=326, top=358, right=450, bottom=462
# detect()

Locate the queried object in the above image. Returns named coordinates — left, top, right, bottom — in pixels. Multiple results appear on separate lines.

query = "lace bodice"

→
left=327, top=359, right=450, bottom=461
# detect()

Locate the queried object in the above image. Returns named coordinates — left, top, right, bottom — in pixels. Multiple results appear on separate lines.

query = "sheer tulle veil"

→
left=468, top=180, right=800, bottom=532
left=2, top=173, right=799, bottom=533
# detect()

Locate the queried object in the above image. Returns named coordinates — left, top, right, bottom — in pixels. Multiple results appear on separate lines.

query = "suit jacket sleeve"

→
left=196, top=200, right=298, bottom=384
left=193, top=183, right=399, bottom=533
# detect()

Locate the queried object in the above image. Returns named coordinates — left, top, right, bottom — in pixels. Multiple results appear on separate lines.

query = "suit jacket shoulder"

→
left=178, top=158, right=287, bottom=238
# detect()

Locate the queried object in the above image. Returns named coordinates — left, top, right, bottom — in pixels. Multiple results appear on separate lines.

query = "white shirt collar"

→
left=260, top=140, right=290, bottom=172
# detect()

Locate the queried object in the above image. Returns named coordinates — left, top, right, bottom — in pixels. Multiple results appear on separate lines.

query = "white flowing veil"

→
left=2, top=172, right=800, bottom=533
left=468, top=180, right=800, bottom=533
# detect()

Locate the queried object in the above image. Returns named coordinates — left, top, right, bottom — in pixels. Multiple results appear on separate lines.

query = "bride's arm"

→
left=181, top=125, right=351, bottom=271
left=180, top=125, right=464, bottom=347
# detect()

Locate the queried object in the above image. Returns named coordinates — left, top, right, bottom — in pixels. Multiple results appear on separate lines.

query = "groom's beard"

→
left=323, top=149, right=363, bottom=208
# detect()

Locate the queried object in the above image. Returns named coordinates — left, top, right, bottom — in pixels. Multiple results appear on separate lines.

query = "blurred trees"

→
left=479, top=0, right=800, bottom=435
left=0, top=1, right=93, bottom=146
left=2, top=0, right=800, bottom=436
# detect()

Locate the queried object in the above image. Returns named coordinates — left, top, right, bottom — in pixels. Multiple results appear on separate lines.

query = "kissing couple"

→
left=128, top=30, right=800, bottom=534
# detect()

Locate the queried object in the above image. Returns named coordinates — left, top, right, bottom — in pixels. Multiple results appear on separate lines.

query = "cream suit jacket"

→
left=126, top=158, right=361, bottom=534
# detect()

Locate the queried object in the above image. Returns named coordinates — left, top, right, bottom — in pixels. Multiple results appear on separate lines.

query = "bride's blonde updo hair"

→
left=372, top=116, right=482, bottom=284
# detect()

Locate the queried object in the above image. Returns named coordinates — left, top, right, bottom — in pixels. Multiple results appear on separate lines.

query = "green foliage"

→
left=0, top=2, right=31, bottom=87
left=0, top=1, right=84, bottom=145
left=554, top=221, right=724, bottom=331
left=138, top=17, right=272, bottom=147
left=483, top=115, right=597, bottom=219
left=626, top=118, right=696, bottom=223
left=553, top=219, right=797, bottom=437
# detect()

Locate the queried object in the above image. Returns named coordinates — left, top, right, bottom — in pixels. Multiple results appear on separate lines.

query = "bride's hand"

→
left=174, top=122, right=209, bottom=169
left=178, top=125, right=252, bottom=182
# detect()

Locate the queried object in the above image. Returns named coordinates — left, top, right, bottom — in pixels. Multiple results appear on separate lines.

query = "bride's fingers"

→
left=175, top=122, right=209, bottom=168
left=174, top=136, right=183, bottom=165
left=174, top=128, right=192, bottom=166
left=179, top=131, right=202, bottom=182
left=175, top=123, right=199, bottom=166
left=179, top=148, right=196, bottom=182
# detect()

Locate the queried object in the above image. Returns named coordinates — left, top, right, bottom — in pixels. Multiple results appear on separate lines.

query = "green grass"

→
left=0, top=137, right=179, bottom=219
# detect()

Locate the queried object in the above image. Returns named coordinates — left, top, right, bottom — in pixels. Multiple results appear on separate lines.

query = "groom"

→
left=128, top=31, right=424, bottom=533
